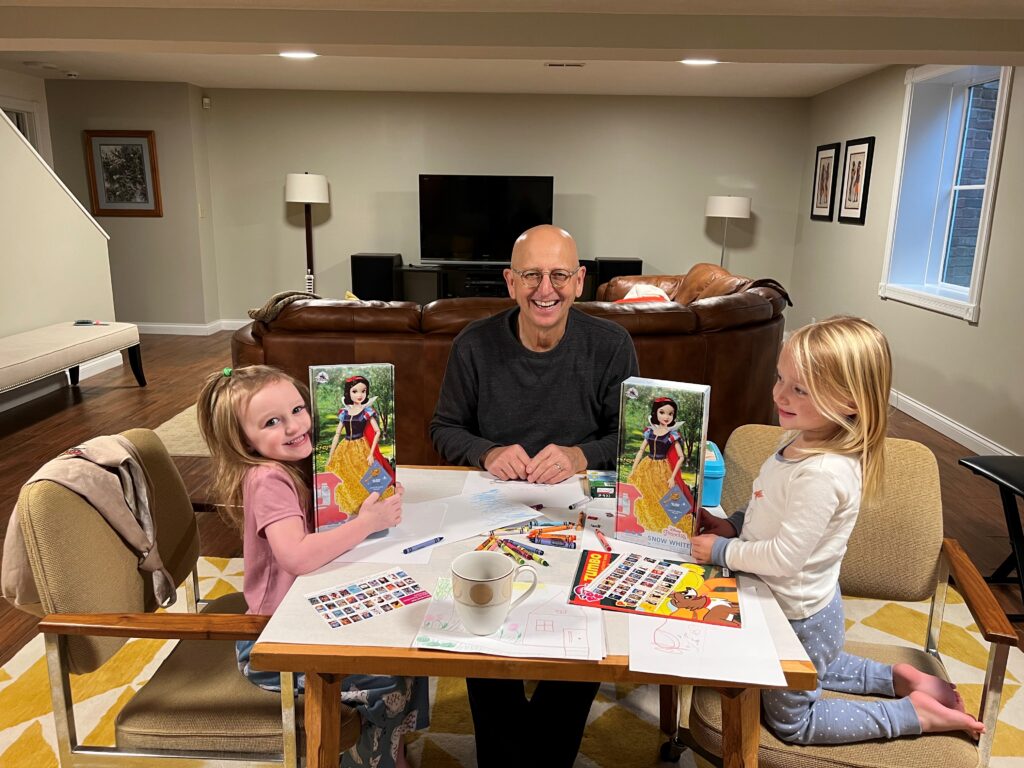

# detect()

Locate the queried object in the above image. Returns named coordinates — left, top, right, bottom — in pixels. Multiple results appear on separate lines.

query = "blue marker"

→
left=402, top=536, right=444, bottom=555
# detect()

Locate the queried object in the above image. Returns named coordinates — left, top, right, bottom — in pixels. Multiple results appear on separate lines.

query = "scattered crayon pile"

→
left=478, top=517, right=587, bottom=564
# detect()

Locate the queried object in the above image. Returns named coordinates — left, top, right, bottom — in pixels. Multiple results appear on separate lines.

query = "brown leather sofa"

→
left=232, top=264, right=790, bottom=466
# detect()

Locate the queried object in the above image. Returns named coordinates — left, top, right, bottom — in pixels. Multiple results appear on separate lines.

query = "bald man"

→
left=430, top=225, right=638, bottom=767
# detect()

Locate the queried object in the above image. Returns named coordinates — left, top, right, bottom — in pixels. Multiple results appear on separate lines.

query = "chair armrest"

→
left=942, top=538, right=1018, bottom=645
left=38, top=612, right=268, bottom=641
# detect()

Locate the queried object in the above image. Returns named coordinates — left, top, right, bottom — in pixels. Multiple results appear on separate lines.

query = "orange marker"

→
left=595, top=529, right=612, bottom=552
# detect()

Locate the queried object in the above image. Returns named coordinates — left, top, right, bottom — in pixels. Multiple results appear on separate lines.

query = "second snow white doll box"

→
left=310, top=364, right=397, bottom=532
left=614, top=376, right=711, bottom=557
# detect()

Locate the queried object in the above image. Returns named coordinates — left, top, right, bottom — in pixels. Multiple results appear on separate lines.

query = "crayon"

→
left=486, top=538, right=502, bottom=551
left=475, top=535, right=497, bottom=551
left=533, top=524, right=575, bottom=534
left=497, top=541, right=527, bottom=564
left=502, top=539, right=550, bottom=567
left=491, top=524, right=533, bottom=535
left=402, top=536, right=444, bottom=554
left=577, top=510, right=586, bottom=529
left=533, top=537, right=577, bottom=549
left=511, top=540, right=545, bottom=555
left=595, top=529, right=612, bottom=552
left=528, top=530, right=575, bottom=541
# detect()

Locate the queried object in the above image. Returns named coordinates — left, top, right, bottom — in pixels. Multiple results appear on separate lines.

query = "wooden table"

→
left=254, top=639, right=815, bottom=768
left=251, top=468, right=817, bottom=768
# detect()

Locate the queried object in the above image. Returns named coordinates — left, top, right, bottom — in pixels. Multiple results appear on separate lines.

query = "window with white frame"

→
left=879, top=65, right=1013, bottom=322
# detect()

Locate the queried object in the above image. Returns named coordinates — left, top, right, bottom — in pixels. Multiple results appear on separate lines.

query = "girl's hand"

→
left=690, top=533, right=718, bottom=564
left=356, top=483, right=404, bottom=533
left=698, top=513, right=737, bottom=538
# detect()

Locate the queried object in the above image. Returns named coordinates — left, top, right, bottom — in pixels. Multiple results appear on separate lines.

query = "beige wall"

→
left=0, top=113, right=112, bottom=335
left=204, top=89, right=808, bottom=317
left=790, top=66, right=1024, bottom=454
left=0, top=69, right=53, bottom=165
left=45, top=80, right=213, bottom=325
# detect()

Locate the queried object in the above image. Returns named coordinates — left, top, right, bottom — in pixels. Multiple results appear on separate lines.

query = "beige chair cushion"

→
left=117, top=592, right=360, bottom=755
left=719, top=426, right=943, bottom=602
left=0, top=322, right=139, bottom=392
left=689, top=642, right=979, bottom=768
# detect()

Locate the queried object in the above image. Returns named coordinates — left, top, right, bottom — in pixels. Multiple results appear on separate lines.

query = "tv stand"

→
left=399, top=262, right=509, bottom=302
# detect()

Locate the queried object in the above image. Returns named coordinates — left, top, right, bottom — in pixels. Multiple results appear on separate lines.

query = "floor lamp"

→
left=705, top=195, right=751, bottom=268
left=285, top=172, right=330, bottom=293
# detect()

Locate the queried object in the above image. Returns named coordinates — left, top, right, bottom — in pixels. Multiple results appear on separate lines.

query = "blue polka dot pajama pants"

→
left=762, top=587, right=922, bottom=744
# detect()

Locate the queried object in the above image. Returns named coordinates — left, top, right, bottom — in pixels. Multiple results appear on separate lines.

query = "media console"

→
left=353, top=254, right=639, bottom=303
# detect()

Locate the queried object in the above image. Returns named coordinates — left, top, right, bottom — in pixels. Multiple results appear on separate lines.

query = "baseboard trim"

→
left=890, top=389, right=1014, bottom=457
left=135, top=319, right=250, bottom=335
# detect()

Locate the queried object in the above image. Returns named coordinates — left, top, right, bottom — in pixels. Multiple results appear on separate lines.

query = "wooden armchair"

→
left=662, top=424, right=1017, bottom=768
left=15, top=428, right=359, bottom=766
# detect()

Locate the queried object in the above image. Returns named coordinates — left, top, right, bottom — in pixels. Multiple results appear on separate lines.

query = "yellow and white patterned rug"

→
left=2, top=558, right=1022, bottom=767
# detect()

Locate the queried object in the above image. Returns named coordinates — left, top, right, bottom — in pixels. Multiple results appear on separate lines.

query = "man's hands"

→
left=698, top=514, right=737, bottom=538
left=483, top=444, right=586, bottom=484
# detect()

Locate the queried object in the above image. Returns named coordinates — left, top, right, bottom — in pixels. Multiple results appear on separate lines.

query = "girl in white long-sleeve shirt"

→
left=691, top=316, right=984, bottom=744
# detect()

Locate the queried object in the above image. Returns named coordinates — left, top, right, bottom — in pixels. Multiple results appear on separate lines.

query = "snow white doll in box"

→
left=627, top=396, right=696, bottom=536
left=325, top=375, right=395, bottom=515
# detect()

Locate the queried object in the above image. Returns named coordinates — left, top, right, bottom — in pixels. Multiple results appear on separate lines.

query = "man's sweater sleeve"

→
left=577, top=334, right=639, bottom=469
left=429, top=339, right=498, bottom=468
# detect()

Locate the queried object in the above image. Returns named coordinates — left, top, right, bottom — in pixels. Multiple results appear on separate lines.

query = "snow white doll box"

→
left=614, top=376, right=711, bottom=557
left=309, top=363, right=397, bottom=532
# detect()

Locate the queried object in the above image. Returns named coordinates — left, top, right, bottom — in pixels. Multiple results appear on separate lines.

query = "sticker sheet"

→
left=306, top=567, right=430, bottom=629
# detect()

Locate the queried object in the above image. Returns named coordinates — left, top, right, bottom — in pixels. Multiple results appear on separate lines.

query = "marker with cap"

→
left=595, top=529, right=613, bottom=552
left=568, top=498, right=591, bottom=510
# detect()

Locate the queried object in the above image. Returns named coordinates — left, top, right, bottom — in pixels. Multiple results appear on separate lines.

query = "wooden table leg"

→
left=306, top=671, right=341, bottom=768
left=659, top=684, right=679, bottom=735
left=718, top=687, right=760, bottom=768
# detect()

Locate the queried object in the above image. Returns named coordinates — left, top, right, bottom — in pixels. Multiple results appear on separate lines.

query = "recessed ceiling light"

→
left=279, top=51, right=318, bottom=60
left=679, top=58, right=719, bottom=66
left=544, top=62, right=585, bottom=68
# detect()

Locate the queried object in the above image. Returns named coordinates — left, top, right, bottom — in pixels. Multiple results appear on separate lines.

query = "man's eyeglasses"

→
left=510, top=266, right=582, bottom=289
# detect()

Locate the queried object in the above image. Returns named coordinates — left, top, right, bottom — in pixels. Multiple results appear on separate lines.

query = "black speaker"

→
left=351, top=253, right=403, bottom=301
left=596, top=257, right=643, bottom=286
left=579, top=259, right=598, bottom=301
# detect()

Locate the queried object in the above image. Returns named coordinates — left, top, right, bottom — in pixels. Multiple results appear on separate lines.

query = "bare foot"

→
left=894, top=663, right=965, bottom=712
left=909, top=691, right=986, bottom=740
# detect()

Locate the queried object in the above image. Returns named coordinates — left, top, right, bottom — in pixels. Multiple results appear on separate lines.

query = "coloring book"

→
left=568, top=549, right=741, bottom=628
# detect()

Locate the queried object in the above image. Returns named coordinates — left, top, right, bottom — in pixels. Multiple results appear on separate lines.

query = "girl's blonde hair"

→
left=785, top=315, right=892, bottom=504
left=196, top=365, right=311, bottom=531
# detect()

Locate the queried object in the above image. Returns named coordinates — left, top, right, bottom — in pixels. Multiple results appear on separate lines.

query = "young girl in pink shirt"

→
left=197, top=365, right=427, bottom=768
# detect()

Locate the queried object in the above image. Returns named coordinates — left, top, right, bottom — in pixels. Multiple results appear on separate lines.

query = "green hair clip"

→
left=222, top=367, right=233, bottom=377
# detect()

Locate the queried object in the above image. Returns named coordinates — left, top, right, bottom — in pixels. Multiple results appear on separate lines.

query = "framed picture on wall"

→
left=837, top=136, right=875, bottom=225
left=82, top=130, right=163, bottom=217
left=810, top=142, right=841, bottom=221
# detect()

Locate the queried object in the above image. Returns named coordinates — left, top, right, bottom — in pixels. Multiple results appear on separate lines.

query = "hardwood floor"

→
left=0, top=332, right=1020, bottom=667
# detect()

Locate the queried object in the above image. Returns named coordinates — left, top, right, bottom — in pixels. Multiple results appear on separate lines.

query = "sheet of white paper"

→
left=434, top=489, right=543, bottom=543
left=460, top=470, right=588, bottom=510
left=627, top=576, right=786, bottom=686
left=334, top=501, right=447, bottom=564
left=414, top=577, right=605, bottom=660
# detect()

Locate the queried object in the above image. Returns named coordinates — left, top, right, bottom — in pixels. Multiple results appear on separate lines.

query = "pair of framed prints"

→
left=810, top=137, right=875, bottom=225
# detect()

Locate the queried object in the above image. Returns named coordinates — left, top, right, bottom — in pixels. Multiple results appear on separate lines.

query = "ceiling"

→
left=0, top=0, right=1020, bottom=98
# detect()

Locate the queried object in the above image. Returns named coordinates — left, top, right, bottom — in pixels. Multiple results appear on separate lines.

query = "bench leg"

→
left=127, top=344, right=147, bottom=387
left=68, top=366, right=80, bottom=386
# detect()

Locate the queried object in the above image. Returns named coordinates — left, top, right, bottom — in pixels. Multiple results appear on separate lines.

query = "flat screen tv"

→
left=419, top=174, right=554, bottom=264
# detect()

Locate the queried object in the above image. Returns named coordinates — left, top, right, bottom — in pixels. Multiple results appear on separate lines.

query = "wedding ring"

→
left=555, top=463, right=562, bottom=471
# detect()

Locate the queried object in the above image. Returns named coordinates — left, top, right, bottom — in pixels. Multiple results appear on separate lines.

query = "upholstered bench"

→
left=0, top=322, right=146, bottom=394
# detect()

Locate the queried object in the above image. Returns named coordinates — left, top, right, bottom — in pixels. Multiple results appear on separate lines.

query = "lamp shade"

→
left=705, top=195, right=751, bottom=219
left=285, top=173, right=329, bottom=204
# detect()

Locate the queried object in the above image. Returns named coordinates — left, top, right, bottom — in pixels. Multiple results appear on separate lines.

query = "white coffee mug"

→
left=450, top=550, right=538, bottom=635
